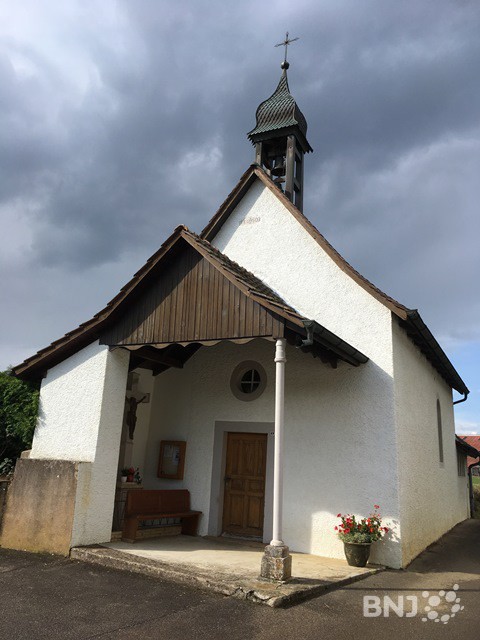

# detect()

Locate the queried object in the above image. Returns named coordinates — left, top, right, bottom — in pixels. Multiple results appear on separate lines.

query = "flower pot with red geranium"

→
left=121, top=467, right=135, bottom=482
left=335, top=505, right=389, bottom=567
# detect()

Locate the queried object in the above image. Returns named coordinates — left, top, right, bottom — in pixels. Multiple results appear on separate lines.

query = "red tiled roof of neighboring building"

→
left=457, top=435, right=480, bottom=466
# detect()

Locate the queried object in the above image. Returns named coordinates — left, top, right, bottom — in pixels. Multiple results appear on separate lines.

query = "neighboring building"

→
left=455, top=436, right=480, bottom=519
left=457, top=435, right=480, bottom=475
left=1, top=59, right=471, bottom=571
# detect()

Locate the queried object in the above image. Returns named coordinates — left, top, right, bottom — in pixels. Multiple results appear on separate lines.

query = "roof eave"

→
left=248, top=125, right=313, bottom=153
left=12, top=225, right=189, bottom=380
left=455, top=436, right=479, bottom=458
left=306, top=320, right=368, bottom=367
left=12, top=224, right=306, bottom=381
left=402, top=310, right=469, bottom=396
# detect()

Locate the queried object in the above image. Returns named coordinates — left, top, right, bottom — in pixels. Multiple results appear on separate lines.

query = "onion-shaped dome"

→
left=247, top=68, right=312, bottom=152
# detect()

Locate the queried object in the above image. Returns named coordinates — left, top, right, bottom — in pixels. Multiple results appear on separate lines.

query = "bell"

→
left=271, top=164, right=286, bottom=176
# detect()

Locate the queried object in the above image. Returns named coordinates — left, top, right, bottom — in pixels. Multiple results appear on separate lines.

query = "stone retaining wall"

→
left=0, top=478, right=11, bottom=533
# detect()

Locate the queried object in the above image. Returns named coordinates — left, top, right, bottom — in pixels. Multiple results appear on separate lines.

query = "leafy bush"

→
left=473, top=485, right=480, bottom=519
left=0, top=369, right=39, bottom=475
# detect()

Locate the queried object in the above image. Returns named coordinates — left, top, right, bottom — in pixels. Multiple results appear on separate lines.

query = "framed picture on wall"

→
left=157, top=440, right=186, bottom=479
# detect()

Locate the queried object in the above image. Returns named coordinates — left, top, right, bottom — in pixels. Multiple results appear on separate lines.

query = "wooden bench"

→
left=122, top=489, right=201, bottom=543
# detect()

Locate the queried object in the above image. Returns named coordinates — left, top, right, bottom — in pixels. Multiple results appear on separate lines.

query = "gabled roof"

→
left=201, top=165, right=469, bottom=397
left=456, top=435, right=480, bottom=460
left=13, top=165, right=469, bottom=396
left=12, top=226, right=367, bottom=380
left=202, top=165, right=409, bottom=318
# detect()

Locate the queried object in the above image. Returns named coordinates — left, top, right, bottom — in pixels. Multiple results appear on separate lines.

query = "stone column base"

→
left=260, top=544, right=292, bottom=582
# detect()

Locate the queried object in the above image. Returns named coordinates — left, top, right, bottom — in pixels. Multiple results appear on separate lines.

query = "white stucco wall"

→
left=32, top=341, right=114, bottom=462
left=211, top=180, right=394, bottom=371
left=31, top=341, right=130, bottom=547
left=142, top=338, right=402, bottom=567
left=203, top=179, right=402, bottom=565
left=392, top=318, right=470, bottom=565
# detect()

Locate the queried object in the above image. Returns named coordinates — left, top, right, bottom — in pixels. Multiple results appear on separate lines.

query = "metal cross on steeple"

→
left=275, top=32, right=299, bottom=68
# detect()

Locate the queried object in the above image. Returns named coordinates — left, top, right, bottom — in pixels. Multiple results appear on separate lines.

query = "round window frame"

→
left=230, top=361, right=267, bottom=402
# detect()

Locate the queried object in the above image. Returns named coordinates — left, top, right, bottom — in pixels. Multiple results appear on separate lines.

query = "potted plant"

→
left=120, top=468, right=129, bottom=483
left=335, top=505, right=389, bottom=567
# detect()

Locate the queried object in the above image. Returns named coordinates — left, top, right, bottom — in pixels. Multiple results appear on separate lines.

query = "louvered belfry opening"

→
left=247, top=66, right=312, bottom=212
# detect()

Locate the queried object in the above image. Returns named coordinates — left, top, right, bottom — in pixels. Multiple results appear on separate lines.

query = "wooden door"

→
left=222, top=432, right=267, bottom=538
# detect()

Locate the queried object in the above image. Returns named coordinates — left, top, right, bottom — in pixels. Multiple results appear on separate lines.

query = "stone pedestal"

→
left=260, top=544, right=292, bottom=582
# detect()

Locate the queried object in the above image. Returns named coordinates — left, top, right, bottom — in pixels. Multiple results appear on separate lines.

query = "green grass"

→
left=473, top=476, right=480, bottom=487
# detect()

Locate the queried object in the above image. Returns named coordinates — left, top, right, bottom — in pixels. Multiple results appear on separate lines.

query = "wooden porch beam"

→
left=285, top=327, right=338, bottom=368
left=132, top=346, right=183, bottom=369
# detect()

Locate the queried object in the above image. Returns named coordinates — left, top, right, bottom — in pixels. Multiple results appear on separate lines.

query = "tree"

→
left=0, top=369, right=39, bottom=475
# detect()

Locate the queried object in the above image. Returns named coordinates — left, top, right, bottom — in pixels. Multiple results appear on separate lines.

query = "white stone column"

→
left=271, top=337, right=286, bottom=546
left=260, top=337, right=291, bottom=581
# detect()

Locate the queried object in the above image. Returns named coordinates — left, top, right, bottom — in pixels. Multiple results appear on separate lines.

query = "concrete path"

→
left=1, top=519, right=479, bottom=639
left=105, top=535, right=364, bottom=580
left=73, top=535, right=381, bottom=606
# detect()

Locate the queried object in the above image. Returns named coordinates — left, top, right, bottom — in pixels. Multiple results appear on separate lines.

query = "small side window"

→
left=457, top=450, right=466, bottom=477
left=437, top=399, right=444, bottom=465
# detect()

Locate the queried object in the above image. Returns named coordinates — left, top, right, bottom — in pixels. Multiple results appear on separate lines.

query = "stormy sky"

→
left=1, top=1, right=479, bottom=432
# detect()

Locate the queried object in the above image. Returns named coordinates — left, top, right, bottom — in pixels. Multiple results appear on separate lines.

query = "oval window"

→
left=230, top=361, right=267, bottom=401
left=240, top=369, right=261, bottom=394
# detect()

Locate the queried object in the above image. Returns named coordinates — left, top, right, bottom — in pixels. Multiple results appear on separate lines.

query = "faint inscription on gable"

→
left=239, top=216, right=261, bottom=226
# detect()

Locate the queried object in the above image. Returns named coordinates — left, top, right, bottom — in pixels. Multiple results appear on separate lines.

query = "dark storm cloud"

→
left=1, top=0, right=480, bottom=372
left=0, top=50, right=66, bottom=200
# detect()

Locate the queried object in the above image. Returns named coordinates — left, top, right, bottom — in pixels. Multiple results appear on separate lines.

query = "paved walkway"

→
left=72, top=535, right=381, bottom=606
left=107, top=535, right=376, bottom=580
left=1, top=520, right=479, bottom=639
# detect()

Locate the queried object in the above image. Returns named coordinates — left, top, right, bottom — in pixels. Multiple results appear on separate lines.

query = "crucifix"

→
left=274, top=32, right=299, bottom=68
left=118, top=375, right=150, bottom=473
left=124, top=374, right=150, bottom=441
left=125, top=394, right=148, bottom=440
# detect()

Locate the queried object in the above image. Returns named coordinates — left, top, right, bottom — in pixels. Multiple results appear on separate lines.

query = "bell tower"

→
left=247, top=34, right=312, bottom=212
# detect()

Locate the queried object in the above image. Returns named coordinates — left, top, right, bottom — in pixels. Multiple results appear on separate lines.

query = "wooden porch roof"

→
left=13, top=226, right=368, bottom=380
